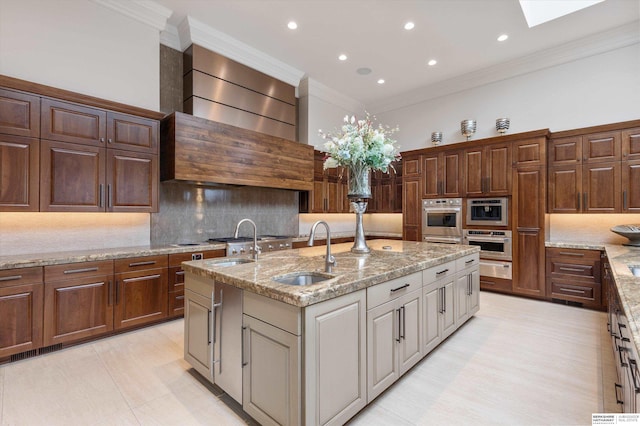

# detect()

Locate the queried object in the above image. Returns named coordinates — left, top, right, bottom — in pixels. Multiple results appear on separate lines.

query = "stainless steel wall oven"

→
left=422, top=198, right=463, bottom=244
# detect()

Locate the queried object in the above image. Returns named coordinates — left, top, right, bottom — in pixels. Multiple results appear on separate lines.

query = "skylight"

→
left=519, top=0, right=605, bottom=28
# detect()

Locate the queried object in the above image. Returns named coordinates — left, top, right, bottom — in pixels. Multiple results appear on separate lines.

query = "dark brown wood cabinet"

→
left=402, top=176, right=421, bottom=241
left=44, top=261, right=115, bottom=346
left=0, top=135, right=39, bottom=211
left=370, top=161, right=402, bottom=213
left=107, top=149, right=158, bottom=212
left=168, top=249, right=225, bottom=317
left=107, top=111, right=158, bottom=153
left=546, top=248, right=603, bottom=310
left=0, top=267, right=44, bottom=359
left=0, top=88, right=40, bottom=137
left=463, top=143, right=511, bottom=197
left=300, top=151, right=348, bottom=213
left=422, top=150, right=462, bottom=198
left=41, top=98, right=107, bottom=147
left=114, top=255, right=168, bottom=330
left=512, top=164, right=547, bottom=298
left=622, top=160, right=640, bottom=212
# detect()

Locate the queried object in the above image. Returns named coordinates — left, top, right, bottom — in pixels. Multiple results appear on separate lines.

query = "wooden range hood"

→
left=161, top=112, right=314, bottom=191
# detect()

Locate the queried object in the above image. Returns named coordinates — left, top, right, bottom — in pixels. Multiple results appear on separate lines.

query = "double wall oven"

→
left=422, top=198, right=463, bottom=244
left=463, top=229, right=512, bottom=280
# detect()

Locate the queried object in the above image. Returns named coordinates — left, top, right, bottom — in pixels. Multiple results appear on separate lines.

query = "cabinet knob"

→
left=100, top=137, right=105, bottom=143
left=108, top=138, right=113, bottom=144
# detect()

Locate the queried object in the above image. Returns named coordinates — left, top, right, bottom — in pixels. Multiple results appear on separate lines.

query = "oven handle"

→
left=465, top=237, right=510, bottom=243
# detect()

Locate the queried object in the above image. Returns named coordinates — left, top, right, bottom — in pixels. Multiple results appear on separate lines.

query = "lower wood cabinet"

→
left=44, top=261, right=114, bottom=346
left=0, top=267, right=44, bottom=359
left=546, top=247, right=603, bottom=309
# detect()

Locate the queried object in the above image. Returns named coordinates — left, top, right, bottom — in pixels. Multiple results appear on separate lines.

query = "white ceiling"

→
left=152, top=0, right=639, bottom=107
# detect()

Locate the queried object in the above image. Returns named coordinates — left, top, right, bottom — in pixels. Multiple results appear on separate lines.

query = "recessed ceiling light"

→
left=377, top=79, right=385, bottom=84
left=497, top=34, right=509, bottom=42
left=356, top=67, right=372, bottom=75
left=404, top=22, right=415, bottom=30
left=428, top=59, right=437, bottom=66
left=287, top=21, right=298, bottom=30
left=338, top=54, right=347, bottom=61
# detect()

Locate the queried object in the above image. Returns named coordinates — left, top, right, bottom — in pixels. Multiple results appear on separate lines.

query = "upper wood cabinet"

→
left=549, top=131, right=621, bottom=166
left=463, top=143, right=511, bottom=197
left=107, top=112, right=159, bottom=154
left=41, top=98, right=107, bottom=146
left=422, top=150, right=462, bottom=198
left=0, top=88, right=40, bottom=137
left=0, top=135, right=39, bottom=211
left=107, top=150, right=158, bottom=212
left=622, top=127, right=640, bottom=161
left=512, top=138, right=545, bottom=168
left=300, top=151, right=349, bottom=213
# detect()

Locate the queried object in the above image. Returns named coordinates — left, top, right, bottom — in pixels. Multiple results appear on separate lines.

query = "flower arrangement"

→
left=319, top=112, right=400, bottom=173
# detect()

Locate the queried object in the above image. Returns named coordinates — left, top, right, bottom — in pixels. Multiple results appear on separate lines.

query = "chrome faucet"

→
left=234, top=218, right=260, bottom=261
left=308, top=221, right=336, bottom=273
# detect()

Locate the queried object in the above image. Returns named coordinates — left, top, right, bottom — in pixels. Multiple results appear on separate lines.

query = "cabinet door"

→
left=0, top=135, right=39, bottom=211
left=41, top=98, right=106, bottom=146
left=184, top=289, right=213, bottom=382
left=213, top=282, right=243, bottom=404
left=114, top=268, right=168, bottom=329
left=441, top=279, right=456, bottom=339
left=326, top=177, right=339, bottom=213
left=468, top=268, right=480, bottom=316
left=422, top=282, right=442, bottom=354
left=402, top=177, right=421, bottom=241
left=311, top=180, right=325, bottom=213
left=44, top=275, right=114, bottom=345
left=106, top=112, right=158, bottom=153
left=583, top=131, right=621, bottom=163
left=486, top=143, right=511, bottom=195
left=513, top=138, right=545, bottom=168
left=464, top=148, right=484, bottom=196
left=442, top=151, right=462, bottom=197
left=304, top=290, right=366, bottom=426
left=422, top=154, right=440, bottom=197
left=0, top=282, right=43, bottom=358
left=548, top=165, right=581, bottom=213
left=398, top=290, right=422, bottom=375
left=582, top=161, right=621, bottom=213
left=622, top=128, right=640, bottom=161
left=243, top=314, right=300, bottom=426
left=513, top=229, right=545, bottom=297
left=455, top=273, right=470, bottom=325
left=0, top=88, right=40, bottom=137
left=40, top=140, right=106, bottom=212
left=622, top=160, right=640, bottom=213
left=107, top=149, right=158, bottom=212
left=549, top=136, right=581, bottom=166
left=367, top=299, right=398, bottom=402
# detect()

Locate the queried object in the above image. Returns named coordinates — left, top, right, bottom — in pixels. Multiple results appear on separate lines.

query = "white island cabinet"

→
left=182, top=240, right=480, bottom=426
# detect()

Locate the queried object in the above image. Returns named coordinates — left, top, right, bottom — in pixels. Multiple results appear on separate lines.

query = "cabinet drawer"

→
left=546, top=247, right=601, bottom=260
left=422, top=260, right=456, bottom=284
left=115, top=255, right=168, bottom=273
left=548, top=261, right=597, bottom=281
left=456, top=253, right=479, bottom=271
left=545, top=248, right=601, bottom=283
left=168, top=289, right=185, bottom=316
left=45, top=260, right=113, bottom=282
left=550, top=279, right=600, bottom=305
left=243, top=290, right=301, bottom=336
left=479, top=277, right=512, bottom=293
left=367, top=271, right=422, bottom=309
left=0, top=267, right=43, bottom=287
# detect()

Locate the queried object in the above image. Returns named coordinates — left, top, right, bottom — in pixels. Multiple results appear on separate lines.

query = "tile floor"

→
left=0, top=292, right=616, bottom=425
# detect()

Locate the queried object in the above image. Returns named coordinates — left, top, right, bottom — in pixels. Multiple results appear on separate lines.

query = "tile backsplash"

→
left=151, top=182, right=300, bottom=243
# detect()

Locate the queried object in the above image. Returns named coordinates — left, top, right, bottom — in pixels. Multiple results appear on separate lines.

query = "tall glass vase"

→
left=348, top=164, right=371, bottom=254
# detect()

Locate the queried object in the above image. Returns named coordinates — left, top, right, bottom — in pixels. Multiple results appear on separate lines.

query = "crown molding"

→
left=174, top=16, right=305, bottom=87
left=299, top=78, right=364, bottom=113
left=368, top=21, right=640, bottom=114
left=160, top=24, right=181, bottom=51
left=90, top=0, right=172, bottom=31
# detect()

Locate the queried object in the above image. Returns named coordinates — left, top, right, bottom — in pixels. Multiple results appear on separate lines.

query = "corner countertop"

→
left=605, top=244, right=640, bottom=349
left=181, top=239, right=479, bottom=307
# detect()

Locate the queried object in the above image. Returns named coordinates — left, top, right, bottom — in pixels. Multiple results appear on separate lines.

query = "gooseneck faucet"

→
left=308, top=221, right=336, bottom=273
left=234, top=218, right=260, bottom=261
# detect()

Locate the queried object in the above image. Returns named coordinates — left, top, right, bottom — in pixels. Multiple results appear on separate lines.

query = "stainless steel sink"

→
left=273, top=271, right=334, bottom=286
left=206, top=258, right=255, bottom=267
left=631, top=266, right=640, bottom=277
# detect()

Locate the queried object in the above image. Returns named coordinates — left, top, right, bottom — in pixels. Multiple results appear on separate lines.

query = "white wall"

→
left=0, top=0, right=160, bottom=110
left=376, top=44, right=640, bottom=151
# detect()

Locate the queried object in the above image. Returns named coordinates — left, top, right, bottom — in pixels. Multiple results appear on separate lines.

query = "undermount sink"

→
left=207, top=258, right=255, bottom=267
left=631, top=266, right=640, bottom=277
left=273, top=271, right=335, bottom=286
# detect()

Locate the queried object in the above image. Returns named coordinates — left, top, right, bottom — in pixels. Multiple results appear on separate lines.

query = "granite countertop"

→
left=545, top=241, right=606, bottom=251
left=0, top=242, right=227, bottom=270
left=605, top=244, right=640, bottom=351
left=182, top=239, right=479, bottom=307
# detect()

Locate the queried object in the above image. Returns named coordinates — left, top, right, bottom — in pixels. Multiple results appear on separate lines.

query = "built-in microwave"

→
left=466, top=197, right=508, bottom=227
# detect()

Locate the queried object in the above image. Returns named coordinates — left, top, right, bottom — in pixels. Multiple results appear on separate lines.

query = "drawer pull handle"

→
left=436, top=268, right=449, bottom=276
left=0, top=275, right=22, bottom=282
left=465, top=259, right=475, bottom=264
left=63, top=267, right=99, bottom=274
left=390, top=283, right=410, bottom=293
left=128, top=261, right=156, bottom=267
left=124, top=274, right=161, bottom=283
left=558, top=267, right=585, bottom=273
left=558, top=252, right=584, bottom=257
left=559, top=287, right=585, bottom=294
left=176, top=295, right=185, bottom=301
left=615, top=383, right=624, bottom=405
left=175, top=271, right=185, bottom=277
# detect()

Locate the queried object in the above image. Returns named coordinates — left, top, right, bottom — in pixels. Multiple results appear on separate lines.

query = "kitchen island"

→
left=181, top=239, right=480, bottom=426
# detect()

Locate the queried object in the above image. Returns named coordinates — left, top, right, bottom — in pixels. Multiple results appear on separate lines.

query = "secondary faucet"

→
left=234, top=218, right=260, bottom=261
left=308, top=220, right=336, bottom=273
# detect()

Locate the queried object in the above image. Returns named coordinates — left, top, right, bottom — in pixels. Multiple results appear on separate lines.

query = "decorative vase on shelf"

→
left=348, top=164, right=372, bottom=254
